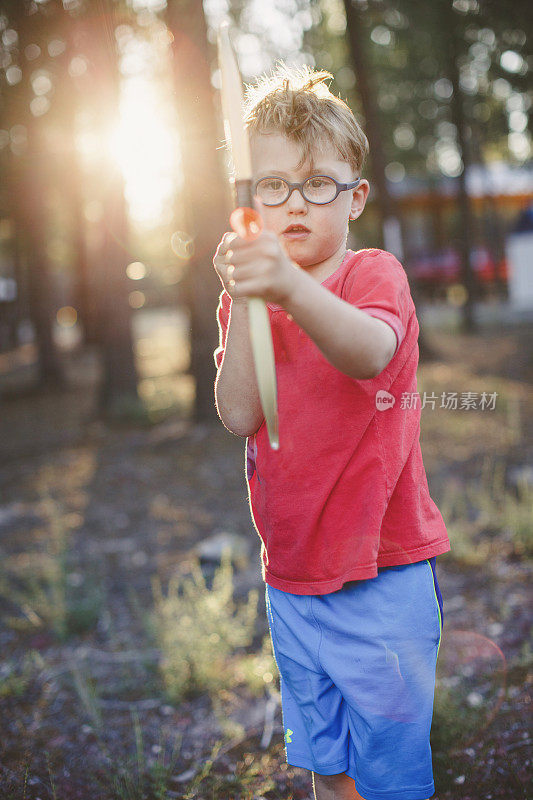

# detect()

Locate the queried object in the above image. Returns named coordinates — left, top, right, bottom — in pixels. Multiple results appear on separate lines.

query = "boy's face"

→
left=251, top=132, right=369, bottom=278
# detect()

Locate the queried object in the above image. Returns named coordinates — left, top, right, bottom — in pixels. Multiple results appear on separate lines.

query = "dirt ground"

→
left=0, top=317, right=531, bottom=800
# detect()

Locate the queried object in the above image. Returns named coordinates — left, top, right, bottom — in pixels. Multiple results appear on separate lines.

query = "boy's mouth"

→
left=282, top=224, right=311, bottom=240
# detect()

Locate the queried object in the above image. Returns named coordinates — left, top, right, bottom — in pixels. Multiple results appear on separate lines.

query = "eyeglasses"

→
left=254, top=175, right=361, bottom=206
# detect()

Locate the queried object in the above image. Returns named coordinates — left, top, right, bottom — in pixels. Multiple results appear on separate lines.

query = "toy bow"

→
left=217, top=22, right=279, bottom=450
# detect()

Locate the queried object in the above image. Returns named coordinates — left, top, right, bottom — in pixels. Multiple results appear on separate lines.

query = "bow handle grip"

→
left=230, top=206, right=263, bottom=241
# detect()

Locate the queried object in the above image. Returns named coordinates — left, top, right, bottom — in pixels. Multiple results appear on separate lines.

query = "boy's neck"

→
left=301, top=245, right=348, bottom=284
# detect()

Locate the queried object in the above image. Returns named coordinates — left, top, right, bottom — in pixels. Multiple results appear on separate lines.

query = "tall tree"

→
left=0, top=0, right=141, bottom=409
left=165, top=0, right=230, bottom=424
left=343, top=0, right=403, bottom=259
left=78, top=0, right=140, bottom=416
left=2, top=0, right=65, bottom=389
left=340, top=0, right=437, bottom=357
left=51, top=2, right=98, bottom=344
left=439, top=0, right=477, bottom=331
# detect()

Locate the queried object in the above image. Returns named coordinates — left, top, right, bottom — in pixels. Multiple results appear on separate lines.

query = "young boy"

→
left=213, top=64, right=450, bottom=800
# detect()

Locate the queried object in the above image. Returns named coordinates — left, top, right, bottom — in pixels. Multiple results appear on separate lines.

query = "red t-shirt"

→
left=214, top=248, right=450, bottom=594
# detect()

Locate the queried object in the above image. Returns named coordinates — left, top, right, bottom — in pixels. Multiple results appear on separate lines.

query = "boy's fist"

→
left=213, top=229, right=298, bottom=306
left=213, top=231, right=240, bottom=295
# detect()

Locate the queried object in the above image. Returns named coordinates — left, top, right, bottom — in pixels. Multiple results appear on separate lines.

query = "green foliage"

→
left=310, top=0, right=531, bottom=174
left=69, top=660, right=104, bottom=730
left=0, top=497, right=105, bottom=641
left=150, top=548, right=259, bottom=702
left=0, top=651, right=43, bottom=700
left=182, top=743, right=278, bottom=800
left=439, top=458, right=533, bottom=564
left=233, top=632, right=279, bottom=696
left=92, top=708, right=182, bottom=800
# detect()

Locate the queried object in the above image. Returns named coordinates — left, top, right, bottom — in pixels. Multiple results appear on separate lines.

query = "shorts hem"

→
left=348, top=775, right=435, bottom=800
left=286, top=753, right=349, bottom=775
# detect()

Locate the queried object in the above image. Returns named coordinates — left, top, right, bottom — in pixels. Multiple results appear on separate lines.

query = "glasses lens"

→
left=256, top=177, right=289, bottom=205
left=303, top=176, right=337, bottom=204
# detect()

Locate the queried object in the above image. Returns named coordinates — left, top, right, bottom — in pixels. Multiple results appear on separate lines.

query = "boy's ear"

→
left=349, top=179, right=370, bottom=220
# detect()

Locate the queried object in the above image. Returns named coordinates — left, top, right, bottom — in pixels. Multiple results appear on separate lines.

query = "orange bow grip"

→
left=230, top=207, right=263, bottom=241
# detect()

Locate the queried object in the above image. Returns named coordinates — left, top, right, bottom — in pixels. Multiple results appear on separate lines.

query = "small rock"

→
left=467, top=691, right=483, bottom=707
left=507, top=464, right=533, bottom=488
left=131, top=550, right=148, bottom=566
left=195, top=531, right=252, bottom=568
left=100, top=537, right=135, bottom=554
left=445, top=595, right=465, bottom=611
left=0, top=502, right=27, bottom=527
left=487, top=622, right=504, bottom=637
left=171, top=767, right=197, bottom=783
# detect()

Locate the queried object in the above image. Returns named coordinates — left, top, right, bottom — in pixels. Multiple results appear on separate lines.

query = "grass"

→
left=180, top=743, right=279, bottom=800
left=65, top=659, right=184, bottom=799
left=0, top=650, right=44, bottom=699
left=0, top=496, right=105, bottom=641
left=1, top=511, right=273, bottom=798
left=95, top=709, right=183, bottom=800
left=2, top=324, right=530, bottom=798
left=2, top=470, right=528, bottom=797
left=148, top=548, right=259, bottom=704
left=438, top=454, right=533, bottom=564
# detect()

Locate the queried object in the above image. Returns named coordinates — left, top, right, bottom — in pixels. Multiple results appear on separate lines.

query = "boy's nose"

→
left=286, top=187, right=307, bottom=211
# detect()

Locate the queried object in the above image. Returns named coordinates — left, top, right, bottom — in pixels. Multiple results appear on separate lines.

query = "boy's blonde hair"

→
left=244, top=63, right=369, bottom=175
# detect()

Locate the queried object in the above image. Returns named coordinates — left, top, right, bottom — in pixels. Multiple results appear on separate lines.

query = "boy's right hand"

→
left=213, top=232, right=243, bottom=299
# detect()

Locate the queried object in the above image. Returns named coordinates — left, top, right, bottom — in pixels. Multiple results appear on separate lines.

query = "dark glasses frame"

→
left=254, top=175, right=361, bottom=206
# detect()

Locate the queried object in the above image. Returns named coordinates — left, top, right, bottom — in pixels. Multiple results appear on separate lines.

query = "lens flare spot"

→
left=126, top=261, right=147, bottom=280
left=30, top=97, right=50, bottom=117
left=56, top=306, right=77, bottom=328
left=68, top=56, right=88, bottom=78
left=171, top=231, right=194, bottom=260
left=31, top=70, right=53, bottom=95
left=447, top=283, right=468, bottom=307
left=129, top=291, right=145, bottom=309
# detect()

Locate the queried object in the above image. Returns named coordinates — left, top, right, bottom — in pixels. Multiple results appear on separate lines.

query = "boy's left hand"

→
left=225, top=229, right=298, bottom=306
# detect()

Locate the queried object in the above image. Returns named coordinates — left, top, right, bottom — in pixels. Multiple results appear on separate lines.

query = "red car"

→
left=410, top=247, right=507, bottom=286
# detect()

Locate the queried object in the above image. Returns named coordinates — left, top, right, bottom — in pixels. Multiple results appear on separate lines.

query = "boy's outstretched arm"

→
left=226, top=231, right=397, bottom=382
left=213, top=234, right=264, bottom=437
left=282, top=266, right=397, bottom=380
left=215, top=300, right=265, bottom=436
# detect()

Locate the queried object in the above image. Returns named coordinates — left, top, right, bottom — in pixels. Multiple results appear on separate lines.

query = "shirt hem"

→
left=264, top=564, right=379, bottom=595
left=377, top=537, right=451, bottom=567
left=359, top=306, right=406, bottom=356
left=263, top=537, right=451, bottom=595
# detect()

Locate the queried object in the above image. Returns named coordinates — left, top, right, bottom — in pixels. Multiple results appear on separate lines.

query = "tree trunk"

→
left=82, top=3, right=141, bottom=416
left=441, top=0, right=477, bottom=332
left=165, top=0, right=231, bottom=424
left=7, top=0, right=65, bottom=389
left=342, top=0, right=436, bottom=360
left=54, top=6, right=99, bottom=344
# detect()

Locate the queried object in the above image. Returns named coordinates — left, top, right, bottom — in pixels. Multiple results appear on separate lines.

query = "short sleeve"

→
left=343, top=251, right=412, bottom=357
left=214, top=289, right=232, bottom=370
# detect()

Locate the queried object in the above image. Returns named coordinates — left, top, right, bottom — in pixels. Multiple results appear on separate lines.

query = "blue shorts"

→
left=265, top=558, right=444, bottom=800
